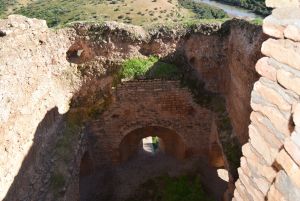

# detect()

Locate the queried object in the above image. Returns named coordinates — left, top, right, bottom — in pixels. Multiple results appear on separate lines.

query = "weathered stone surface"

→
left=267, top=185, right=287, bottom=201
left=253, top=77, right=296, bottom=112
left=0, top=15, right=80, bottom=200
left=266, top=0, right=300, bottom=8
left=262, top=39, right=300, bottom=71
left=235, top=179, right=250, bottom=201
left=263, top=8, right=300, bottom=40
left=240, top=157, right=271, bottom=195
left=285, top=134, right=300, bottom=166
left=238, top=168, right=265, bottom=201
left=255, top=57, right=278, bottom=81
left=249, top=124, right=278, bottom=165
left=293, top=103, right=300, bottom=126
left=250, top=111, right=284, bottom=148
left=242, top=142, right=269, bottom=167
left=274, top=170, right=300, bottom=201
left=251, top=92, right=291, bottom=136
left=285, top=25, right=300, bottom=41
left=277, top=69, right=300, bottom=96
left=276, top=149, right=300, bottom=187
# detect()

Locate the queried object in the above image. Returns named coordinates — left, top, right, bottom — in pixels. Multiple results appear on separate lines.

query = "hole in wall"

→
left=0, top=30, right=6, bottom=37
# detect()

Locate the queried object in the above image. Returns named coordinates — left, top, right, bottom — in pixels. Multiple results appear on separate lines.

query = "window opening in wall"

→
left=140, top=136, right=163, bottom=155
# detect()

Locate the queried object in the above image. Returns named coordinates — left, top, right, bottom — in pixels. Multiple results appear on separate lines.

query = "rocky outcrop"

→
left=233, top=2, right=300, bottom=201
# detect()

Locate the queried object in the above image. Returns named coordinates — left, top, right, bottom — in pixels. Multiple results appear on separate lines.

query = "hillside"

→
left=0, top=0, right=229, bottom=27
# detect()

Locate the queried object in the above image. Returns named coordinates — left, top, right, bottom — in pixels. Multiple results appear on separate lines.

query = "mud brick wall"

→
left=86, top=80, right=213, bottom=167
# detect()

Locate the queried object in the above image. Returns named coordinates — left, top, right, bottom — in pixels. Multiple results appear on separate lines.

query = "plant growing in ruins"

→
left=120, top=56, right=181, bottom=80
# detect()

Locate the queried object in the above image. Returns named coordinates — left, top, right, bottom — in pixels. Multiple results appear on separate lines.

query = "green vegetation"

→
left=152, top=136, right=159, bottom=151
left=50, top=172, right=66, bottom=191
left=119, top=56, right=181, bottom=80
left=215, top=0, right=271, bottom=16
left=250, top=18, right=263, bottom=25
left=1, top=0, right=230, bottom=28
left=126, top=175, right=213, bottom=201
left=179, top=0, right=228, bottom=19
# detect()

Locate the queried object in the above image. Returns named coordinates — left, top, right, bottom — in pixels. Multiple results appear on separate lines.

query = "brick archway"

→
left=119, top=126, right=186, bottom=162
left=86, top=80, right=214, bottom=168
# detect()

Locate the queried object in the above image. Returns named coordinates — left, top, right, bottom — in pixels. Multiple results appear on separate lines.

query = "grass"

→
left=119, top=56, right=181, bottom=80
left=126, top=175, right=213, bottom=201
left=1, top=0, right=231, bottom=27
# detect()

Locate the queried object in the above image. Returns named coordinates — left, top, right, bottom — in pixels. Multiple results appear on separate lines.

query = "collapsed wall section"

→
left=233, top=1, right=300, bottom=201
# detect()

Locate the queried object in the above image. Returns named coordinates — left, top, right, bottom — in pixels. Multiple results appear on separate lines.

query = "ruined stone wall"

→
left=233, top=1, right=300, bottom=200
left=184, top=20, right=266, bottom=144
left=0, top=15, right=81, bottom=201
left=87, top=80, right=213, bottom=167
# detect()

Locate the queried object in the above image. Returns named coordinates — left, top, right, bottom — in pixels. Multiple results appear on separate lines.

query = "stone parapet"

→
left=233, top=1, right=300, bottom=201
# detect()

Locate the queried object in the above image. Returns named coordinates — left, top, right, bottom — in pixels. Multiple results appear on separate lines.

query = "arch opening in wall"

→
left=118, top=126, right=186, bottom=163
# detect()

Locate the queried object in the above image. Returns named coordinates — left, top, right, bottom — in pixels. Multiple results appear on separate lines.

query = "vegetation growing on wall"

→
left=126, top=175, right=213, bottom=201
left=119, top=56, right=181, bottom=80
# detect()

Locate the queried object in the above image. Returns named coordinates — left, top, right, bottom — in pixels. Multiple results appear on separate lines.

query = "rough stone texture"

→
left=266, top=0, right=300, bottom=8
left=184, top=20, right=266, bottom=144
left=233, top=3, right=300, bottom=201
left=263, top=8, right=300, bottom=40
left=0, top=15, right=80, bottom=200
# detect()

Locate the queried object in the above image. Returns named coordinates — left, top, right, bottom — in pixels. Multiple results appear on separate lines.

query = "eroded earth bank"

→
left=0, top=15, right=265, bottom=201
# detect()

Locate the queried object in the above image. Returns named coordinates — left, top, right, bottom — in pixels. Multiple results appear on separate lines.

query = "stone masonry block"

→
left=276, top=149, right=300, bottom=187
left=262, top=39, right=300, bottom=71
left=263, top=8, right=300, bottom=40
left=255, top=57, right=278, bottom=81
left=274, top=170, right=300, bottom=201
left=266, top=0, right=300, bottom=8
left=285, top=134, right=300, bottom=166
left=249, top=124, right=278, bottom=165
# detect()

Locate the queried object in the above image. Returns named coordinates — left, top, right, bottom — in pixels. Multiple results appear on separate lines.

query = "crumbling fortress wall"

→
left=233, top=1, right=300, bottom=200
left=0, top=15, right=266, bottom=201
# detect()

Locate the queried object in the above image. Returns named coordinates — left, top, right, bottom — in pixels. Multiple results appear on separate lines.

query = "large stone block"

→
left=251, top=92, right=291, bottom=136
left=276, top=149, right=300, bottom=188
left=250, top=111, right=284, bottom=148
left=274, top=170, right=300, bottom=201
left=266, top=0, right=300, bottom=8
left=238, top=168, right=265, bottom=201
left=249, top=124, right=278, bottom=165
left=254, top=77, right=296, bottom=112
left=262, top=39, right=300, bottom=71
left=263, top=8, right=300, bottom=40
left=285, top=134, right=300, bottom=166
left=267, top=185, right=286, bottom=201
left=242, top=143, right=267, bottom=165
left=241, top=157, right=271, bottom=195
left=277, top=69, right=300, bottom=95
left=255, top=57, right=278, bottom=81
left=235, top=179, right=250, bottom=201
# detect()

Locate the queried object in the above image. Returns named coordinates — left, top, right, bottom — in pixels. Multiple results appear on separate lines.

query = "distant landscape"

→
left=0, top=0, right=267, bottom=27
left=214, top=0, right=270, bottom=16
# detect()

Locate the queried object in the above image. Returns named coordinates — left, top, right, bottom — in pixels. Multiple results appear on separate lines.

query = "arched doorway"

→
left=118, top=126, right=186, bottom=162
